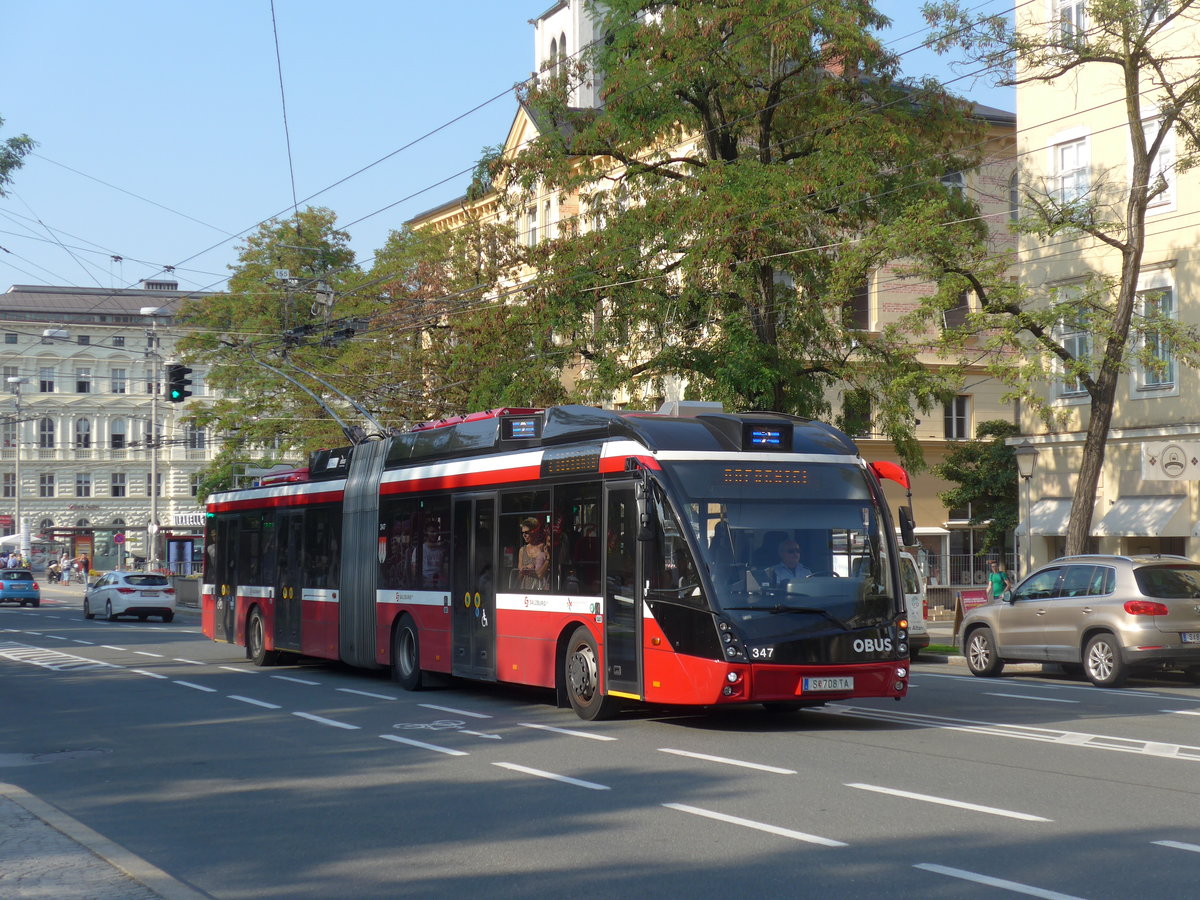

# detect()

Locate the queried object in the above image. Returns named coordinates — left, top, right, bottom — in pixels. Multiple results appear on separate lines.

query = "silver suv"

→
left=961, top=554, right=1200, bottom=687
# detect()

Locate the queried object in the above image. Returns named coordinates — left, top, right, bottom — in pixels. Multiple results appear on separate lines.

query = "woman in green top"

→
left=987, top=560, right=1013, bottom=600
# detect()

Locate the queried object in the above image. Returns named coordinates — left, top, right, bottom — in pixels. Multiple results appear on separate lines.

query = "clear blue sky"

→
left=1, top=1, right=1013, bottom=295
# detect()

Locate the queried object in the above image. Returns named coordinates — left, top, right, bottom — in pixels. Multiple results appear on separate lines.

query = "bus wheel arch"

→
left=562, top=623, right=620, bottom=721
left=392, top=613, right=423, bottom=691
left=247, top=605, right=280, bottom=667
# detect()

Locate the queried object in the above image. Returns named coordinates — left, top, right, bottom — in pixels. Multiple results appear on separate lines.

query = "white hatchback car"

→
left=84, top=572, right=176, bottom=622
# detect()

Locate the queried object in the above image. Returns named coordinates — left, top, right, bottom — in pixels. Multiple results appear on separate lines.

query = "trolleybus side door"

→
left=604, top=485, right=642, bottom=698
left=452, top=495, right=497, bottom=681
left=274, top=510, right=304, bottom=651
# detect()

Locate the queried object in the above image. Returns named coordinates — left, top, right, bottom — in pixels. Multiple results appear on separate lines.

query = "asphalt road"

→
left=3, top=585, right=1200, bottom=899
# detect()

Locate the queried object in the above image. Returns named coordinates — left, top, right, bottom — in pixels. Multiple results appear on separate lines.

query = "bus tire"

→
left=392, top=614, right=423, bottom=691
left=247, top=607, right=279, bottom=667
left=564, top=625, right=619, bottom=721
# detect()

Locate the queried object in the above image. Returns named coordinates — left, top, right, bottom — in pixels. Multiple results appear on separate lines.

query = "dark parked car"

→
left=961, top=554, right=1200, bottom=687
left=0, top=569, right=41, bottom=607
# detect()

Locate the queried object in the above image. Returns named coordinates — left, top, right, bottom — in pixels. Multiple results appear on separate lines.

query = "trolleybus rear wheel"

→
left=392, top=614, right=423, bottom=691
left=564, top=625, right=619, bottom=721
left=247, top=607, right=279, bottom=666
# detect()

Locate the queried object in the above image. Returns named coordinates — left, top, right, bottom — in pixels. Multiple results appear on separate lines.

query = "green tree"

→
left=922, top=0, right=1200, bottom=553
left=501, top=0, right=987, bottom=464
left=176, top=207, right=368, bottom=492
left=0, top=115, right=35, bottom=196
left=933, top=419, right=1021, bottom=551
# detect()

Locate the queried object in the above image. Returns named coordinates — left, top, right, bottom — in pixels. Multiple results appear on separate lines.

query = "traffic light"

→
left=165, top=363, right=193, bottom=403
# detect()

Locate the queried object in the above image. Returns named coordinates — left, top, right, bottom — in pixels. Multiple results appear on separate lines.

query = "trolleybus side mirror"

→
left=898, top=507, right=915, bottom=548
left=636, top=477, right=658, bottom=541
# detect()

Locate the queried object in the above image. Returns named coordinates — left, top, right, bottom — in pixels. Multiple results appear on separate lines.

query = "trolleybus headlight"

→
left=896, top=667, right=907, bottom=679
left=897, top=642, right=908, bottom=656
left=726, top=671, right=740, bottom=684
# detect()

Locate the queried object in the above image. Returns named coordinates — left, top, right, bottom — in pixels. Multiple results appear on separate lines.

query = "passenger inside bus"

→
left=516, top=517, right=549, bottom=590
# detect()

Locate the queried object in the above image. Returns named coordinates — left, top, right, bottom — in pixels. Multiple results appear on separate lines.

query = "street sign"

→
left=113, top=532, right=125, bottom=544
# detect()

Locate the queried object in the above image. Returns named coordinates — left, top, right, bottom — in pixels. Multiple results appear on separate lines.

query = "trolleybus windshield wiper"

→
left=765, top=605, right=849, bottom=629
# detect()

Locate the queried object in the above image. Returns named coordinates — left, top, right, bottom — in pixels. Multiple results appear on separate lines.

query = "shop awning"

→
left=1014, top=498, right=1073, bottom=537
left=1094, top=495, right=1188, bottom=537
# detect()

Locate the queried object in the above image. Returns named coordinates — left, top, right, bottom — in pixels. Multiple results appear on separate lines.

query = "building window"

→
left=190, top=474, right=201, bottom=497
left=146, top=472, right=162, bottom=497
left=75, top=367, right=91, bottom=393
left=1059, top=314, right=1090, bottom=397
left=2, top=472, right=13, bottom=498
left=1143, top=117, right=1175, bottom=210
left=1138, top=281, right=1176, bottom=389
left=39, top=367, right=54, bottom=393
left=2, top=366, right=17, bottom=390
left=111, top=368, right=126, bottom=394
left=111, top=473, right=127, bottom=498
left=1009, top=171, right=1020, bottom=222
left=74, top=418, right=92, bottom=449
left=184, top=425, right=207, bottom=450
left=39, top=474, right=54, bottom=498
left=528, top=204, right=542, bottom=247
left=111, top=418, right=127, bottom=450
left=1143, top=0, right=1166, bottom=24
left=847, top=281, right=870, bottom=331
left=842, top=389, right=873, bottom=438
left=112, top=336, right=125, bottom=348
left=944, top=395, right=971, bottom=440
left=1053, top=137, right=1088, bottom=203
left=941, top=171, right=965, bottom=196
left=77, top=335, right=91, bottom=346
left=1057, top=0, right=1086, bottom=40
left=38, top=417, right=55, bottom=449
left=4, top=334, right=15, bottom=345
left=943, top=291, right=971, bottom=330
left=75, top=472, right=91, bottom=498
left=1, top=420, right=14, bottom=450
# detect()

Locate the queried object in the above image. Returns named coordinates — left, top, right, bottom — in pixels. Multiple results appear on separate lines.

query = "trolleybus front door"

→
left=604, top=486, right=642, bottom=698
left=452, top=495, right=496, bottom=681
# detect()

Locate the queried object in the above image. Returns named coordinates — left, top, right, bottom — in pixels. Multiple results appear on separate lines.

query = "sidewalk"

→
left=0, top=784, right=209, bottom=900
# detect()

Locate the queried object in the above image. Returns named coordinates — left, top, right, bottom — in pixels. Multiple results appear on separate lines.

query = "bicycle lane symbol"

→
left=393, top=719, right=502, bottom=740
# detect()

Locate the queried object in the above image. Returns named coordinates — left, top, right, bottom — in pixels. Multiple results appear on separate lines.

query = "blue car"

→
left=0, top=569, right=41, bottom=607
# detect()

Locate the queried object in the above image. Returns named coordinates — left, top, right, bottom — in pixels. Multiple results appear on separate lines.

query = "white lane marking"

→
left=420, top=703, right=491, bottom=719
left=0, top=641, right=117, bottom=672
left=520, top=723, right=618, bottom=741
left=44, top=634, right=69, bottom=641
left=100, top=645, right=126, bottom=651
left=1154, top=840, right=1200, bottom=853
left=293, top=712, right=359, bottom=730
left=494, top=762, right=610, bottom=791
left=818, top=705, right=1200, bottom=761
left=986, top=692, right=1079, bottom=704
left=174, top=658, right=203, bottom=665
left=848, top=783, right=1050, bottom=822
left=1164, top=709, right=1200, bottom=716
left=917, top=670, right=1197, bottom=701
left=229, top=695, right=282, bottom=710
left=915, top=863, right=1088, bottom=900
left=71, top=640, right=95, bottom=645
left=272, top=675, right=320, bottom=685
left=174, top=681, right=217, bottom=693
left=131, top=669, right=168, bottom=680
left=337, top=688, right=397, bottom=701
left=659, top=748, right=796, bottom=775
left=134, top=651, right=164, bottom=658
left=380, top=734, right=469, bottom=756
left=664, top=803, right=846, bottom=847
left=220, top=666, right=254, bottom=674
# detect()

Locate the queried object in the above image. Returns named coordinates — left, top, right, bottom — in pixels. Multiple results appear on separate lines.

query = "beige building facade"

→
left=1014, top=3, right=1200, bottom=569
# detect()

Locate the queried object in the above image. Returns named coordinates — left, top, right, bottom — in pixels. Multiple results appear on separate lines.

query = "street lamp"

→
left=6, top=376, right=29, bottom=560
left=1013, top=440, right=1038, bottom=577
left=141, top=307, right=166, bottom=570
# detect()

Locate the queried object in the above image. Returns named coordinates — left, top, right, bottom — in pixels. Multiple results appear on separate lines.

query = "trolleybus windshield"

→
left=661, top=461, right=899, bottom=634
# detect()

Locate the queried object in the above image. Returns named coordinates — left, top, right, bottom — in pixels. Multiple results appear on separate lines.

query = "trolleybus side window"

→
left=552, top=483, right=601, bottom=594
left=304, top=506, right=342, bottom=588
left=501, top=490, right=551, bottom=591
left=236, top=513, right=263, bottom=586
left=413, top=498, right=450, bottom=590
left=380, top=498, right=418, bottom=590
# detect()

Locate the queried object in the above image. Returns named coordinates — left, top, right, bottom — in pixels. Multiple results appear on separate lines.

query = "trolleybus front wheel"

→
left=392, top=614, right=423, bottom=691
left=564, top=625, right=620, bottom=721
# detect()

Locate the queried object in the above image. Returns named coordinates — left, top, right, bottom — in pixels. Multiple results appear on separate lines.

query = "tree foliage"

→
left=497, top=0, right=988, bottom=465
left=0, top=115, right=35, bottom=197
left=922, top=0, right=1200, bottom=553
left=933, top=419, right=1021, bottom=550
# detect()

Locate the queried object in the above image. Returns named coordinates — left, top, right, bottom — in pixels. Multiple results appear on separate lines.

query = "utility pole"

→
left=141, top=307, right=165, bottom=570
left=6, top=376, right=29, bottom=560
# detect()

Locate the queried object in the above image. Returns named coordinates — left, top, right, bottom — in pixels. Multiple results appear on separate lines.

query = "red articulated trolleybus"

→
left=202, top=403, right=917, bottom=720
